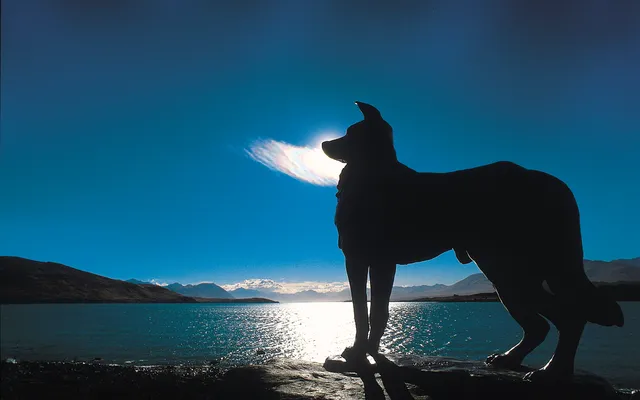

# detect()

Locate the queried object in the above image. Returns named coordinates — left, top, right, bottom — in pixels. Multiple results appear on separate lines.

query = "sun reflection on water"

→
left=252, top=303, right=356, bottom=362
left=2, top=303, right=639, bottom=386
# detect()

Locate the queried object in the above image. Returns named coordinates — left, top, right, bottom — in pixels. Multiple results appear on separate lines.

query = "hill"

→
left=409, top=282, right=640, bottom=302
left=612, top=257, right=640, bottom=268
left=193, top=297, right=278, bottom=303
left=6, top=255, right=635, bottom=304
left=165, top=282, right=233, bottom=299
left=583, top=258, right=640, bottom=282
left=228, top=288, right=265, bottom=298
left=0, top=257, right=196, bottom=304
left=398, top=258, right=640, bottom=301
left=217, top=258, right=639, bottom=302
left=127, top=279, right=234, bottom=299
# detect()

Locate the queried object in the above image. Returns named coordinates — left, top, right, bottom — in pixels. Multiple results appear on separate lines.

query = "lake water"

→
left=1, top=302, right=638, bottom=388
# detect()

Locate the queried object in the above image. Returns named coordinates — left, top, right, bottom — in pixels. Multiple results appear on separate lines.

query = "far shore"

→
left=0, top=297, right=278, bottom=305
left=408, top=292, right=499, bottom=302
left=342, top=292, right=500, bottom=303
left=193, top=297, right=278, bottom=304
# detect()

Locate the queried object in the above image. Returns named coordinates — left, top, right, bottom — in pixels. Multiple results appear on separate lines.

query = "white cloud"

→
left=245, top=138, right=344, bottom=186
left=221, top=279, right=350, bottom=294
left=222, top=278, right=284, bottom=292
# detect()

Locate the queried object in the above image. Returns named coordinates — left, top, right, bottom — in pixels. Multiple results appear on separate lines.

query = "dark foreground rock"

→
left=324, top=354, right=638, bottom=400
left=2, top=356, right=637, bottom=400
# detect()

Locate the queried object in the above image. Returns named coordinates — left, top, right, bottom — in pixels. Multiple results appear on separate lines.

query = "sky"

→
left=1, top=1, right=639, bottom=292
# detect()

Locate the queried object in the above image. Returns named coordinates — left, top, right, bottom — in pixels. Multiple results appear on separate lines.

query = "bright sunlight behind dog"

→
left=246, top=136, right=345, bottom=186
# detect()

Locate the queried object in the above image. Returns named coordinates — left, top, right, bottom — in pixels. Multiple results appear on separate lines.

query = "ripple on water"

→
left=1, top=302, right=639, bottom=388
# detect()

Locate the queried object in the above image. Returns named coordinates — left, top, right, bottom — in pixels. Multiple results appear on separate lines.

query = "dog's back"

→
left=335, top=160, right=580, bottom=265
left=334, top=161, right=520, bottom=263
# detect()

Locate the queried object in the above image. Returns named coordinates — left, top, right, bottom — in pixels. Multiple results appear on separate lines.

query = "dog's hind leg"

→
left=486, top=286, right=550, bottom=369
left=368, top=262, right=397, bottom=354
left=524, top=288, right=587, bottom=381
left=342, top=256, right=370, bottom=361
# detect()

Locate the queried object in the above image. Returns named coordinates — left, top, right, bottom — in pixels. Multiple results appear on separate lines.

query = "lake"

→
left=1, top=302, right=638, bottom=388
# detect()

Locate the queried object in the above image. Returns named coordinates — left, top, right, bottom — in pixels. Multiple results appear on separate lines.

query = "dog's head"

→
left=322, top=102, right=397, bottom=165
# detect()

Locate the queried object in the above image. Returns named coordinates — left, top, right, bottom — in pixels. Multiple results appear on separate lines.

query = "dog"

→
left=322, top=101, right=624, bottom=381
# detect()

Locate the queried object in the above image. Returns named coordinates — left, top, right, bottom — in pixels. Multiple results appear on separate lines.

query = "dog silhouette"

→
left=322, top=101, right=624, bottom=382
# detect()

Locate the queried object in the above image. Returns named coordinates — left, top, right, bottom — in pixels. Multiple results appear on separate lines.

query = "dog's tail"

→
left=584, top=284, right=624, bottom=327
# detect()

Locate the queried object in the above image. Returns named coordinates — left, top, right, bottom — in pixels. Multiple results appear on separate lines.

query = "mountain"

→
left=17, top=255, right=632, bottom=304
left=272, top=290, right=335, bottom=302
left=273, top=257, right=640, bottom=302
left=126, top=279, right=234, bottom=299
left=216, top=257, right=639, bottom=302
left=439, top=273, right=494, bottom=296
left=399, top=258, right=640, bottom=300
left=390, top=284, right=449, bottom=301
left=193, top=297, right=278, bottom=304
left=228, top=288, right=266, bottom=298
left=126, top=279, right=150, bottom=285
left=0, top=257, right=196, bottom=304
left=613, top=257, right=640, bottom=268
left=584, top=259, right=640, bottom=282
left=165, top=282, right=234, bottom=299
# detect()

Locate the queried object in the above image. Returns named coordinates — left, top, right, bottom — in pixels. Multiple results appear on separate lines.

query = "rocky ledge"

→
left=2, top=356, right=637, bottom=400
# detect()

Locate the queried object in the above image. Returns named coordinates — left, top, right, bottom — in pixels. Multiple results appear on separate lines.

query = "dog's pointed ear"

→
left=355, top=101, right=382, bottom=121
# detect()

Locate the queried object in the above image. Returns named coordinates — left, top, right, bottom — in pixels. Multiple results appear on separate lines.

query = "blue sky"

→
left=1, top=1, right=638, bottom=291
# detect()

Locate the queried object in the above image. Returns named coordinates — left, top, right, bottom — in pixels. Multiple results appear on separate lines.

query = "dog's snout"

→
left=322, top=139, right=336, bottom=157
left=322, top=136, right=348, bottom=163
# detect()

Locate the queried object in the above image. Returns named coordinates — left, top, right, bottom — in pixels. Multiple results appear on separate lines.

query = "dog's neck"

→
left=336, top=161, right=400, bottom=194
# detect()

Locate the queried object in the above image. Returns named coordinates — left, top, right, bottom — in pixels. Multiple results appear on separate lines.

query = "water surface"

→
left=2, top=302, right=638, bottom=388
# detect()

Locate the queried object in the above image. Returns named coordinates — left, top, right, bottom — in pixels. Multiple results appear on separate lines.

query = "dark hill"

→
left=0, top=257, right=196, bottom=304
left=165, top=282, right=233, bottom=299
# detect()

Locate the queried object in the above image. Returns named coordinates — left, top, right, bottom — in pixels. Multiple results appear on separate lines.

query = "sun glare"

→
left=246, top=133, right=345, bottom=186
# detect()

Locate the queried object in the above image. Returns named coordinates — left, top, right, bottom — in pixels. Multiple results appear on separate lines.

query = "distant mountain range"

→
left=0, top=257, right=195, bottom=304
left=127, top=257, right=640, bottom=302
left=2, top=256, right=638, bottom=304
left=166, top=282, right=233, bottom=298
left=0, top=257, right=275, bottom=304
left=583, top=258, right=640, bottom=282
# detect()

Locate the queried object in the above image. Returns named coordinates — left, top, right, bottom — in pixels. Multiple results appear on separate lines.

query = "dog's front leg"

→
left=342, top=256, right=369, bottom=360
left=369, top=262, right=396, bottom=354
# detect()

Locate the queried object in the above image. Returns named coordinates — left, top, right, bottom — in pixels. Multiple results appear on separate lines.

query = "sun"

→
left=304, top=131, right=345, bottom=177
left=246, top=132, right=346, bottom=186
left=301, top=145, right=345, bottom=182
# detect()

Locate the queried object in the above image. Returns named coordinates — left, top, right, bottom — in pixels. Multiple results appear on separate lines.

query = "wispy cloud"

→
left=245, top=138, right=344, bottom=186
left=221, top=279, right=350, bottom=294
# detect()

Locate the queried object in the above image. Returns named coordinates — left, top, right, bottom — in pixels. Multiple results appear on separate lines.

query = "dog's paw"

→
left=341, top=345, right=367, bottom=362
left=485, top=353, right=522, bottom=369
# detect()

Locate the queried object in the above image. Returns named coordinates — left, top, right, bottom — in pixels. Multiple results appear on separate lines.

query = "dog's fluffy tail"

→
left=585, top=286, right=624, bottom=327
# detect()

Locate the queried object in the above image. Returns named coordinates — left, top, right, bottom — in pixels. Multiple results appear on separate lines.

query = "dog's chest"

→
left=335, top=174, right=447, bottom=242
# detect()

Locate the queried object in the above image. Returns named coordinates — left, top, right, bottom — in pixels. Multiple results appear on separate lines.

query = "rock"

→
left=216, top=355, right=635, bottom=400
left=216, top=358, right=412, bottom=400
left=1, top=357, right=636, bottom=400
left=323, top=353, right=631, bottom=400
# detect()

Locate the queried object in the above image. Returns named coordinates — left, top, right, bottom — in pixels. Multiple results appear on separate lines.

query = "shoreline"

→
left=2, top=358, right=638, bottom=400
left=0, top=297, right=278, bottom=305
left=3, top=356, right=639, bottom=391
